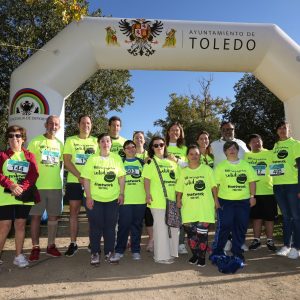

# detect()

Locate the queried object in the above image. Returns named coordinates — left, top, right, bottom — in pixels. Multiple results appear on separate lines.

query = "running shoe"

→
left=196, top=257, right=206, bottom=267
left=249, top=239, right=261, bottom=251
left=65, top=243, right=78, bottom=257
left=46, top=244, right=61, bottom=257
left=13, top=254, right=29, bottom=268
left=266, top=240, right=277, bottom=252
left=287, top=247, right=299, bottom=259
left=29, top=246, right=40, bottom=262
left=132, top=253, right=141, bottom=260
left=188, top=255, right=198, bottom=265
left=276, top=246, right=291, bottom=257
left=241, top=243, right=249, bottom=252
left=90, top=253, right=100, bottom=266
left=106, top=252, right=120, bottom=264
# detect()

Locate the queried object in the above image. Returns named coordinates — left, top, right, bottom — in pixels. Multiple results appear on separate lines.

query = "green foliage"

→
left=229, top=73, right=284, bottom=149
left=0, top=0, right=133, bottom=142
left=154, top=77, right=231, bottom=145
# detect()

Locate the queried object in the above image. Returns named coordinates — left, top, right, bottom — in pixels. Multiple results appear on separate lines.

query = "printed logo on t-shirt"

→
left=169, top=170, right=175, bottom=180
left=104, top=171, right=116, bottom=182
left=236, top=173, right=247, bottom=184
left=194, top=180, right=206, bottom=191
left=277, top=150, right=288, bottom=159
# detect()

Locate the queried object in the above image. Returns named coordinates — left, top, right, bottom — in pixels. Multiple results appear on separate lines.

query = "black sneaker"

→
left=266, top=240, right=277, bottom=252
left=197, top=257, right=206, bottom=267
left=65, top=243, right=78, bottom=257
left=188, top=255, right=198, bottom=265
left=249, top=239, right=261, bottom=251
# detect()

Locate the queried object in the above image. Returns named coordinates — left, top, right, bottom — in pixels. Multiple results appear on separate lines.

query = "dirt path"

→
left=1, top=211, right=300, bottom=300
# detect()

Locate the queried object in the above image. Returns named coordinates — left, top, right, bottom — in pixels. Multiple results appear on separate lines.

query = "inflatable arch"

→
left=9, top=17, right=300, bottom=141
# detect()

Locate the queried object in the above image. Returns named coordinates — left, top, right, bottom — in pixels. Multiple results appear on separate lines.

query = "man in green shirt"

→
left=28, top=115, right=64, bottom=261
left=108, top=116, right=126, bottom=158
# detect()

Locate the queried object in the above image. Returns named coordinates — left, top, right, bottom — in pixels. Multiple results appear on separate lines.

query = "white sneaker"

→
left=178, top=244, right=188, bottom=254
left=154, top=258, right=174, bottom=264
left=224, top=240, right=232, bottom=252
left=13, top=254, right=29, bottom=268
left=114, top=253, right=123, bottom=260
left=90, top=253, right=100, bottom=265
left=287, top=247, right=299, bottom=259
left=132, top=253, right=141, bottom=260
left=277, top=246, right=291, bottom=257
left=241, top=243, right=249, bottom=252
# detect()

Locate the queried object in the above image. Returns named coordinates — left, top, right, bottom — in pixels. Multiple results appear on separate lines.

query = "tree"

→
left=0, top=0, right=133, bottom=148
left=229, top=73, right=284, bottom=149
left=154, top=76, right=231, bottom=145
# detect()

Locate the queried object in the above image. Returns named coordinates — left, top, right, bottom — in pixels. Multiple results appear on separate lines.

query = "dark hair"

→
left=108, top=116, right=122, bottom=126
left=196, top=130, right=214, bottom=159
left=220, top=121, right=234, bottom=129
left=247, top=133, right=262, bottom=144
left=6, top=125, right=27, bottom=142
left=165, top=122, right=185, bottom=147
left=186, top=144, right=200, bottom=156
left=133, top=131, right=144, bottom=139
left=78, top=115, right=92, bottom=124
left=123, top=140, right=136, bottom=149
left=148, top=136, right=168, bottom=158
left=223, top=141, right=239, bottom=153
left=97, top=133, right=111, bottom=143
left=45, top=115, right=60, bottom=125
left=275, top=120, right=288, bottom=131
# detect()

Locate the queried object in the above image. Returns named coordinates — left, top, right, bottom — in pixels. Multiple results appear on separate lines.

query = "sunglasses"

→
left=153, top=143, right=165, bottom=148
left=8, top=133, right=22, bottom=139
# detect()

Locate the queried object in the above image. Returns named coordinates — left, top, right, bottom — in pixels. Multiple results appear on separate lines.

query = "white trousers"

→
left=150, top=208, right=179, bottom=261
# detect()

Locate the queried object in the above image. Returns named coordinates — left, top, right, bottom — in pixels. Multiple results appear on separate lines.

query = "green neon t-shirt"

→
left=214, top=159, right=258, bottom=200
left=200, top=154, right=214, bottom=169
left=63, top=135, right=99, bottom=183
left=136, top=150, right=148, bottom=161
left=244, top=149, right=273, bottom=195
left=142, top=156, right=178, bottom=209
left=81, top=153, right=126, bottom=202
left=123, top=158, right=146, bottom=205
left=270, top=138, right=300, bottom=185
left=175, top=164, right=216, bottom=223
left=110, top=136, right=126, bottom=157
left=0, top=152, right=33, bottom=206
left=27, top=135, right=63, bottom=189
left=167, top=145, right=187, bottom=162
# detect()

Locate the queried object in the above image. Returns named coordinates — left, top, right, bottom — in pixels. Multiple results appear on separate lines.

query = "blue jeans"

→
left=86, top=200, right=119, bottom=255
left=274, top=184, right=300, bottom=249
left=212, top=198, right=250, bottom=256
left=115, top=204, right=146, bottom=254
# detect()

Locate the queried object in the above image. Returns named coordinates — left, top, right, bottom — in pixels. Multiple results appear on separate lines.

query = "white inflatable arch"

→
left=9, top=17, right=300, bottom=141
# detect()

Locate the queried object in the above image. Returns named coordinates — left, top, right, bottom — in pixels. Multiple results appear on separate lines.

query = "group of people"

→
left=0, top=115, right=300, bottom=270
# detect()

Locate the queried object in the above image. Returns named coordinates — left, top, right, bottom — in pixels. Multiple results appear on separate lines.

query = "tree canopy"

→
left=229, top=73, right=284, bottom=149
left=0, top=0, right=133, bottom=147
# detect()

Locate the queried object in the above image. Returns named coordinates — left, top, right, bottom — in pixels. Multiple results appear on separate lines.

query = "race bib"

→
left=270, top=163, right=284, bottom=176
left=7, top=159, right=29, bottom=174
left=125, top=165, right=140, bottom=176
left=41, top=150, right=60, bottom=165
left=253, top=164, right=266, bottom=176
left=75, top=153, right=90, bottom=165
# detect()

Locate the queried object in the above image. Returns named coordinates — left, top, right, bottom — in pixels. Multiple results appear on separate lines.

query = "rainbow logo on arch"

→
left=10, top=88, right=49, bottom=116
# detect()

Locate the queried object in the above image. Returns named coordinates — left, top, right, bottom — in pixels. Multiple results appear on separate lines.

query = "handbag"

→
left=153, top=158, right=181, bottom=236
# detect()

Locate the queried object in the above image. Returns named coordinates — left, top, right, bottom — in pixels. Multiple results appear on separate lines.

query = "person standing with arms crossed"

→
left=28, top=115, right=64, bottom=261
left=64, top=115, right=98, bottom=257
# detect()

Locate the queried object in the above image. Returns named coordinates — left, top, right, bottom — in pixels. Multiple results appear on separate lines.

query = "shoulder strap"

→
left=153, top=158, right=168, bottom=199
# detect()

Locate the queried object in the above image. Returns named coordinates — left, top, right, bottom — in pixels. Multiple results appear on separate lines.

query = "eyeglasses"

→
left=153, top=143, right=165, bottom=148
left=8, top=133, right=22, bottom=139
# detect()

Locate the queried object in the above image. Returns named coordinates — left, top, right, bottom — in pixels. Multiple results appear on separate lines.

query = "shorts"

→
left=0, top=205, right=32, bottom=221
left=64, top=183, right=84, bottom=202
left=145, top=207, right=153, bottom=227
left=30, top=189, right=63, bottom=217
left=250, top=194, right=278, bottom=221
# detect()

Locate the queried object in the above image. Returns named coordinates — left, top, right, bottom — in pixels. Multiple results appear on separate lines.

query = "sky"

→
left=88, top=0, right=300, bottom=139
